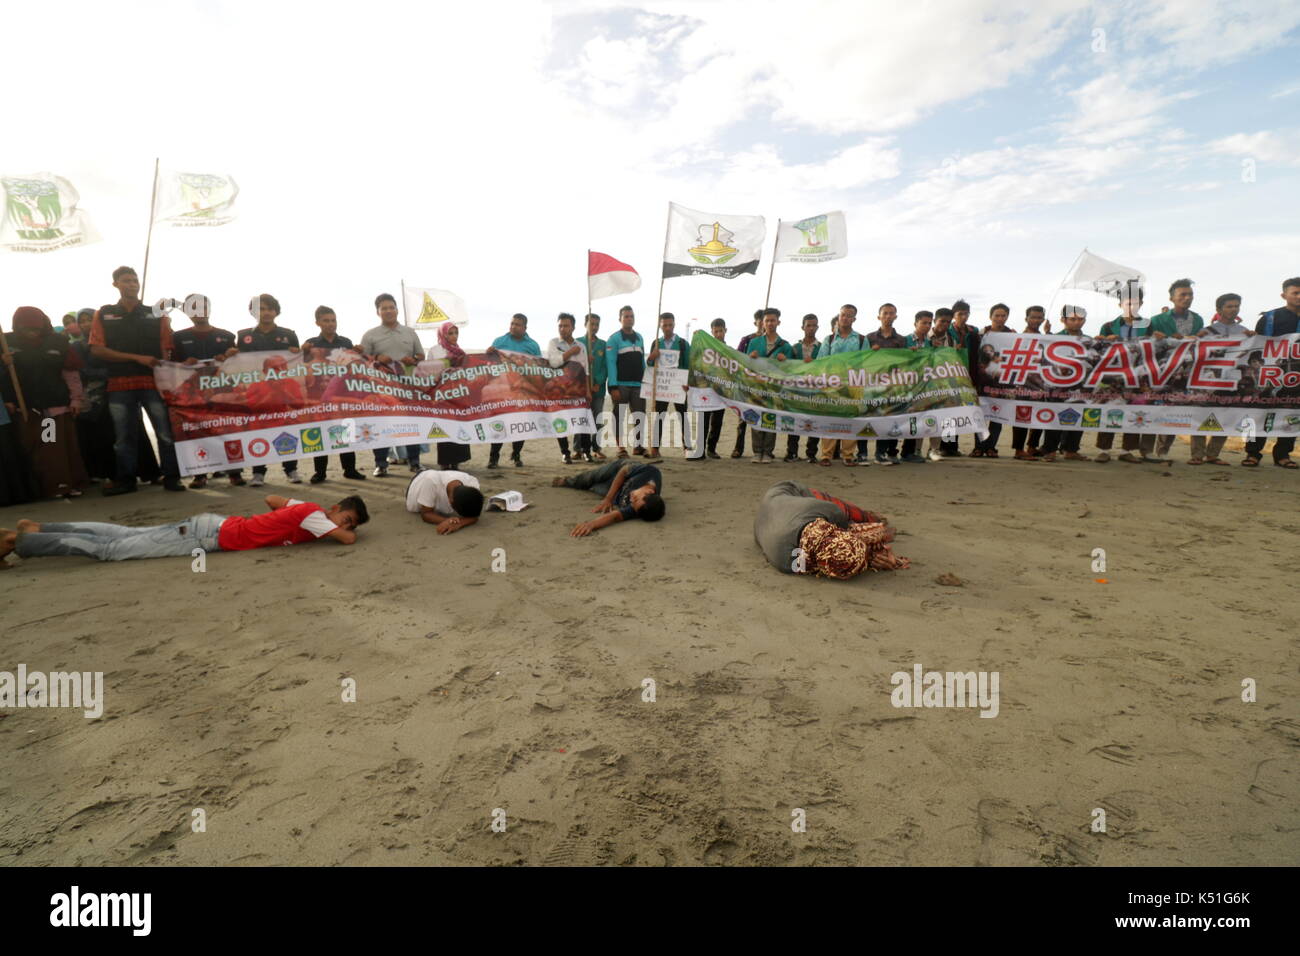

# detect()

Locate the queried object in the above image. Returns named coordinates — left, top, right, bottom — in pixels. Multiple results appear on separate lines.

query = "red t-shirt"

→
left=217, top=501, right=336, bottom=551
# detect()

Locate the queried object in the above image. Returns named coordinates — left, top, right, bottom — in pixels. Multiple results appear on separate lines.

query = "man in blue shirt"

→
left=1244, top=276, right=1300, bottom=467
left=487, top=313, right=542, bottom=468
left=648, top=311, right=690, bottom=458
left=605, top=305, right=647, bottom=458
left=730, top=309, right=765, bottom=458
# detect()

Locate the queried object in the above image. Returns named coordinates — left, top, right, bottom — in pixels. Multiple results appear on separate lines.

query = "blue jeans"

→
left=374, top=445, right=421, bottom=468
left=15, top=514, right=225, bottom=561
left=108, top=389, right=179, bottom=481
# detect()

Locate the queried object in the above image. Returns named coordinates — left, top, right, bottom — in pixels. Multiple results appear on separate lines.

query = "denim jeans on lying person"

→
left=15, top=514, right=225, bottom=561
left=108, top=389, right=179, bottom=482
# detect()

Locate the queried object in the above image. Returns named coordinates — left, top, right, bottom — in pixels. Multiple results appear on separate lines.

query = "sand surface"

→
left=2, top=424, right=1297, bottom=866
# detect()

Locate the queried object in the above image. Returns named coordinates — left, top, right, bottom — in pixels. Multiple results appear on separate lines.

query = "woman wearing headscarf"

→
left=71, top=307, right=117, bottom=481
left=1, top=307, right=89, bottom=498
left=754, top=480, right=910, bottom=579
left=435, top=322, right=472, bottom=470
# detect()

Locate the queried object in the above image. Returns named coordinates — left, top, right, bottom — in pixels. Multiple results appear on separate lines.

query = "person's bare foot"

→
left=0, top=529, right=17, bottom=564
left=16, top=518, right=40, bottom=533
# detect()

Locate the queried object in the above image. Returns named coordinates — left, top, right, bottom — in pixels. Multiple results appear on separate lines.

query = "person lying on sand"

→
left=553, top=460, right=664, bottom=537
left=753, top=480, right=909, bottom=579
left=404, top=469, right=483, bottom=534
left=1, top=494, right=367, bottom=565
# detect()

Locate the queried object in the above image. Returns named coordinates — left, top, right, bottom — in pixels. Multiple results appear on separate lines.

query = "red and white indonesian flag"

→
left=588, top=251, right=641, bottom=300
left=404, top=286, right=469, bottom=330
left=154, top=170, right=239, bottom=227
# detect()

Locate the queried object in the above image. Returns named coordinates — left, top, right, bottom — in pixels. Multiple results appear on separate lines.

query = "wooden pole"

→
left=763, top=219, right=780, bottom=310
left=0, top=329, right=29, bottom=422
left=140, top=158, right=161, bottom=301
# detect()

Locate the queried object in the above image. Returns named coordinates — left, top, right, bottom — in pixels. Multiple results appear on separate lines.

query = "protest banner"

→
left=977, top=331, right=1300, bottom=437
left=686, top=331, right=985, bottom=440
left=154, top=347, right=594, bottom=475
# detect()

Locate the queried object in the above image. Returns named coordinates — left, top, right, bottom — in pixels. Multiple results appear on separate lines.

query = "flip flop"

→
left=1187, top=458, right=1204, bottom=466
left=1206, top=458, right=1229, bottom=466
left=1274, top=458, right=1299, bottom=469
left=1242, top=456, right=1260, bottom=467
left=819, top=459, right=832, bottom=467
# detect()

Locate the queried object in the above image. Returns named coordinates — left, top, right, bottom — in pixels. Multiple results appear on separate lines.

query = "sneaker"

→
left=310, top=473, right=327, bottom=484
left=928, top=450, right=943, bottom=461
left=875, top=456, right=896, bottom=466
left=562, top=453, right=573, bottom=464
left=707, top=450, right=721, bottom=460
left=342, top=469, right=367, bottom=480
left=163, top=477, right=187, bottom=492
left=228, top=474, right=246, bottom=486
left=287, top=472, right=303, bottom=484
left=854, top=452, right=871, bottom=463
left=487, top=460, right=500, bottom=470
left=249, top=473, right=265, bottom=487
left=189, top=475, right=208, bottom=489
left=902, top=453, right=926, bottom=463
left=511, top=456, right=523, bottom=468
left=104, top=481, right=138, bottom=497
left=372, top=466, right=389, bottom=477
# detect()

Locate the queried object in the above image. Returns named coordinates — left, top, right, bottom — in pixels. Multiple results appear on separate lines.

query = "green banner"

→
left=688, top=331, right=978, bottom=417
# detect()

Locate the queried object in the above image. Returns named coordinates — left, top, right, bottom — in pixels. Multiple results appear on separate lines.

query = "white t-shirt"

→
left=405, top=470, right=479, bottom=515
left=546, top=336, right=589, bottom=372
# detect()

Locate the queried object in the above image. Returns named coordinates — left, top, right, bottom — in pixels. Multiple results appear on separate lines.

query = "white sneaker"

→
left=928, top=450, right=943, bottom=462
left=288, top=472, right=303, bottom=484
left=249, top=473, right=265, bottom=487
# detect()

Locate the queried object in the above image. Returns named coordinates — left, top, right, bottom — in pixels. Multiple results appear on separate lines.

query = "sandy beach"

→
left=2, top=422, right=1297, bottom=867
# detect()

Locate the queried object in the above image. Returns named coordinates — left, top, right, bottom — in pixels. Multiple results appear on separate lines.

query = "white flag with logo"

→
left=0, top=172, right=100, bottom=253
left=1061, top=248, right=1145, bottom=299
left=773, top=211, right=847, bottom=263
left=153, top=170, right=239, bottom=227
left=662, top=201, right=765, bottom=279
left=404, top=286, right=469, bottom=329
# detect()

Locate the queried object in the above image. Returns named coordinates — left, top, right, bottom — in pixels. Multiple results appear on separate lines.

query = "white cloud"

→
left=1206, top=131, right=1300, bottom=166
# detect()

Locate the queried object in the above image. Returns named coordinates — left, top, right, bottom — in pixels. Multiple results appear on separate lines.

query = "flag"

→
left=153, top=170, right=239, bottom=227
left=663, top=201, right=765, bottom=279
left=1061, top=248, right=1145, bottom=299
left=588, top=251, right=641, bottom=300
left=773, top=211, right=847, bottom=263
left=404, top=286, right=469, bottom=330
left=0, top=172, right=100, bottom=253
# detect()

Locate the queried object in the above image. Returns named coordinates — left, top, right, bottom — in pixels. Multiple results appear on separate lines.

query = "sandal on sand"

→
left=819, top=459, right=831, bottom=467
left=1095, top=452, right=1110, bottom=463
left=1063, top=452, right=1090, bottom=461
left=986, top=449, right=999, bottom=458
left=1206, top=458, right=1229, bottom=466
left=592, top=451, right=607, bottom=461
left=1040, top=452, right=1057, bottom=462
left=1117, top=453, right=1143, bottom=463
left=1242, top=455, right=1260, bottom=467
left=1187, top=457, right=1204, bottom=466
left=617, top=449, right=629, bottom=459
left=1275, top=458, right=1299, bottom=469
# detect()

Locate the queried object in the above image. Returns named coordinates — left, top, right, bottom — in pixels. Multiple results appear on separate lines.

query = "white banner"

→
left=154, top=170, right=239, bottom=227
left=662, top=201, right=765, bottom=279
left=0, top=172, right=100, bottom=253
left=773, top=211, right=847, bottom=263
left=404, top=286, right=469, bottom=329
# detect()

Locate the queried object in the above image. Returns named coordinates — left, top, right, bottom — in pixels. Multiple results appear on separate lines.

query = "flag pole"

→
left=140, top=158, right=161, bottom=301
left=0, top=330, right=28, bottom=422
left=762, top=219, right=780, bottom=309
left=584, top=250, right=592, bottom=376
left=400, top=279, right=407, bottom=325
left=647, top=206, right=672, bottom=453
left=1047, top=248, right=1085, bottom=334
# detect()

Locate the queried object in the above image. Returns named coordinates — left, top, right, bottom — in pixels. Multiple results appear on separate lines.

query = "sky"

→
left=3, top=0, right=1299, bottom=346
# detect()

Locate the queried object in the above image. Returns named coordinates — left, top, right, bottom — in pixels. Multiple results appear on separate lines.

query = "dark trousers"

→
left=939, top=439, right=960, bottom=454
left=1245, top=436, right=1297, bottom=462
left=653, top=400, right=685, bottom=448
left=976, top=421, right=1002, bottom=451
left=856, top=439, right=869, bottom=458
left=733, top=419, right=747, bottom=455
left=576, top=390, right=605, bottom=455
left=1040, top=430, right=1081, bottom=453
left=610, top=386, right=646, bottom=449
left=253, top=462, right=297, bottom=477
left=314, top=452, right=357, bottom=477
left=901, top=438, right=919, bottom=457
left=108, top=389, right=179, bottom=481
left=705, top=409, right=725, bottom=453
left=877, top=439, right=898, bottom=458
left=489, top=440, right=525, bottom=462
left=786, top=434, right=819, bottom=458
left=1011, top=427, right=1041, bottom=451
